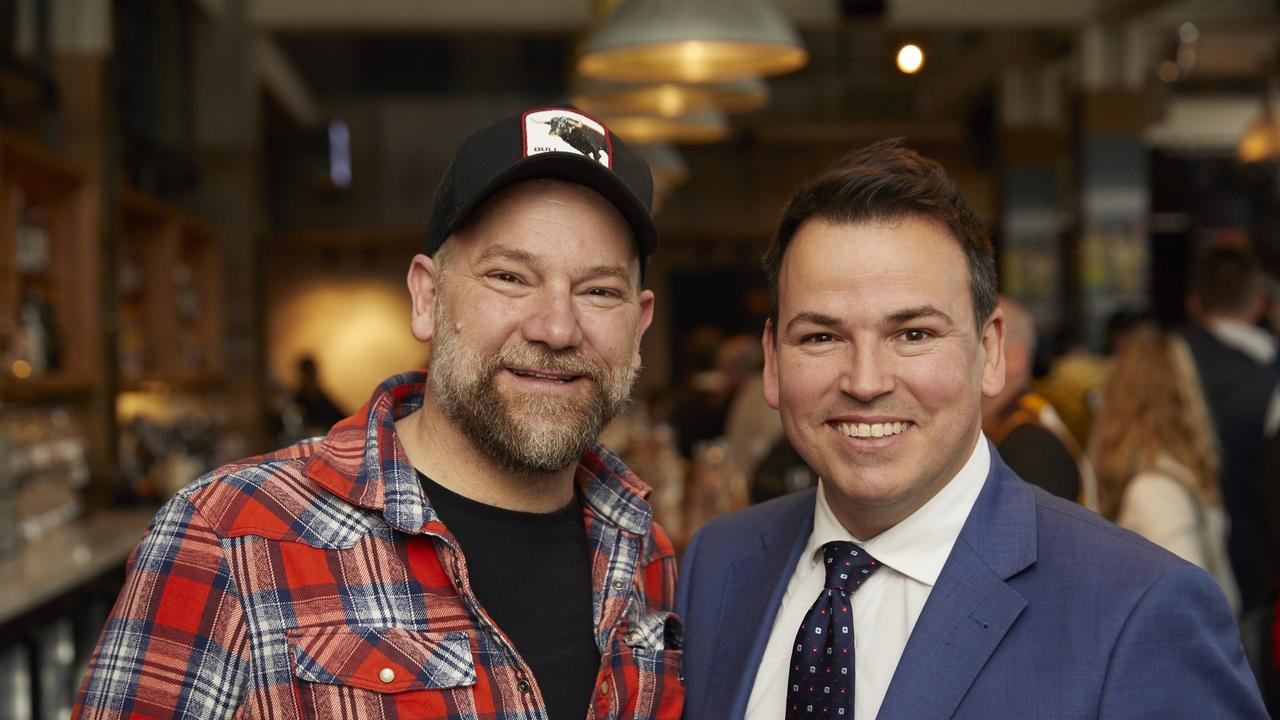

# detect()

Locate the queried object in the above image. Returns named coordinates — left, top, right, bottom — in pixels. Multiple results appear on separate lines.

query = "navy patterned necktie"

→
left=786, top=541, right=882, bottom=719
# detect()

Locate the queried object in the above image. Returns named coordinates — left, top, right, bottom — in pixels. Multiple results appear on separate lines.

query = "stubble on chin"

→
left=427, top=303, right=639, bottom=473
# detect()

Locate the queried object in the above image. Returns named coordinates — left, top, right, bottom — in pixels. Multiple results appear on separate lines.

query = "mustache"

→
left=491, top=344, right=606, bottom=382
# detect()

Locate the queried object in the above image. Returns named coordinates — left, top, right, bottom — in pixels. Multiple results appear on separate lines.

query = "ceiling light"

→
left=1239, top=55, right=1280, bottom=164
left=1178, top=22, right=1199, bottom=45
left=600, top=109, right=731, bottom=144
left=1238, top=108, right=1280, bottom=163
left=571, top=78, right=769, bottom=118
left=896, top=44, right=925, bottom=75
left=578, top=0, right=807, bottom=83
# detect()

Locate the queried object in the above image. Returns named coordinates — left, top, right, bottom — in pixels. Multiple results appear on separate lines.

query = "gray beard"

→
left=427, top=300, right=638, bottom=474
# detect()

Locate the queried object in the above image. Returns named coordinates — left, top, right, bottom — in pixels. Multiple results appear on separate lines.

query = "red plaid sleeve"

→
left=73, top=492, right=251, bottom=719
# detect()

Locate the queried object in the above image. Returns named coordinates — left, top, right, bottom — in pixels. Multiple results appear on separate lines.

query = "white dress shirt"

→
left=744, top=435, right=991, bottom=720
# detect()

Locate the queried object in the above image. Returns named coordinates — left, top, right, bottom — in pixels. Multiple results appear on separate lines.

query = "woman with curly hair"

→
left=1091, top=323, right=1240, bottom=613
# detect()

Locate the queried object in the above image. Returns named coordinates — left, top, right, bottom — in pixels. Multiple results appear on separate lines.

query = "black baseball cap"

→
left=425, top=106, right=658, bottom=278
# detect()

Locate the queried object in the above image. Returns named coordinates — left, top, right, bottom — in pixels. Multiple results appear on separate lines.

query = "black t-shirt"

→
left=419, top=473, right=600, bottom=718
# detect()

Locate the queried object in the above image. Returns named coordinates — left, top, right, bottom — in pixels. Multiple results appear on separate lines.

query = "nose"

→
left=838, top=343, right=894, bottom=402
left=521, top=287, right=584, bottom=351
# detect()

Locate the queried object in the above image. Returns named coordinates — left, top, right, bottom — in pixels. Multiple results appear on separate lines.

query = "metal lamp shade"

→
left=571, top=78, right=769, bottom=118
left=601, top=109, right=731, bottom=144
left=578, top=0, right=807, bottom=83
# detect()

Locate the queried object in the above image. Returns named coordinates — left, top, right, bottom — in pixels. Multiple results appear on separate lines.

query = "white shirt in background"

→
left=1206, top=319, right=1280, bottom=436
left=744, top=435, right=991, bottom=720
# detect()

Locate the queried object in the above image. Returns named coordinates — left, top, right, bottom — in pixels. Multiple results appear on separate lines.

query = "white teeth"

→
left=512, top=369, right=572, bottom=382
left=837, top=421, right=906, bottom=439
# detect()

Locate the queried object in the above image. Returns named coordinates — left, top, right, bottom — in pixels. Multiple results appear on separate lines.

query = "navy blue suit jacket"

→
left=675, top=449, right=1266, bottom=719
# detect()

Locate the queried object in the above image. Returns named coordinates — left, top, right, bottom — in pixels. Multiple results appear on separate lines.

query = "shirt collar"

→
left=808, top=433, right=990, bottom=587
left=1207, top=319, right=1277, bottom=366
left=304, top=370, right=653, bottom=536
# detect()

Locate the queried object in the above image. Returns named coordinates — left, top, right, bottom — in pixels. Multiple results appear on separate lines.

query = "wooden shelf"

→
left=118, top=190, right=223, bottom=387
left=0, top=130, right=95, bottom=398
left=0, top=374, right=94, bottom=402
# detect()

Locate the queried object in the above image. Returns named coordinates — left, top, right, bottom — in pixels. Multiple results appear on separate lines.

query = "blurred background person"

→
left=292, top=355, right=345, bottom=431
left=723, top=337, right=784, bottom=484
left=1182, top=246, right=1280, bottom=681
left=1092, top=324, right=1240, bottom=614
left=983, top=296, right=1094, bottom=505
left=275, top=354, right=346, bottom=444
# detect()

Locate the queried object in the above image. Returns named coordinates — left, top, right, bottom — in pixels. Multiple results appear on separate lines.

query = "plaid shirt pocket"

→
left=598, top=610, right=684, bottom=720
left=286, top=626, right=478, bottom=718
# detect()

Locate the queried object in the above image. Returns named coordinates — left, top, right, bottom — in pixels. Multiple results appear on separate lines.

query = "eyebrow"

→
left=886, top=305, right=954, bottom=326
left=583, top=264, right=633, bottom=286
left=475, top=244, right=538, bottom=266
left=785, top=311, right=841, bottom=334
left=784, top=305, right=955, bottom=334
left=475, top=245, right=635, bottom=288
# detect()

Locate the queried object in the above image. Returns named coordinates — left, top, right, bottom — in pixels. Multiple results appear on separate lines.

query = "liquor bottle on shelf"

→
left=18, top=286, right=61, bottom=375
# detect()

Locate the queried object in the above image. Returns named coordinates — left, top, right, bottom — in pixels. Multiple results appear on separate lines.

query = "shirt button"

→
left=600, top=680, right=610, bottom=695
left=517, top=680, right=532, bottom=694
left=378, top=668, right=396, bottom=684
left=611, top=579, right=625, bottom=591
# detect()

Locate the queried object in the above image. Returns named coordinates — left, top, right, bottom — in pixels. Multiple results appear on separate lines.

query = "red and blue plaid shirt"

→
left=74, top=371, right=684, bottom=719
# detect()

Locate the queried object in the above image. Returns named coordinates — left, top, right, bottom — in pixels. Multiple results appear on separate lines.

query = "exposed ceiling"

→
left=264, top=0, right=1279, bottom=134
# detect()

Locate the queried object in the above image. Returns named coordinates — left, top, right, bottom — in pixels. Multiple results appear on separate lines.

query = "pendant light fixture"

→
left=600, top=109, right=731, bottom=144
left=1239, top=53, right=1280, bottom=164
left=1238, top=108, right=1280, bottom=164
left=571, top=77, right=769, bottom=118
left=578, top=0, right=807, bottom=84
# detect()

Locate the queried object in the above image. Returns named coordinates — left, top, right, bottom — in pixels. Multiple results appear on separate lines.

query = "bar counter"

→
left=0, top=508, right=156, bottom=720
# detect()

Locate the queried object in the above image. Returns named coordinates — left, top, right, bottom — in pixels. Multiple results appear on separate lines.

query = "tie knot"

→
left=821, top=541, right=880, bottom=593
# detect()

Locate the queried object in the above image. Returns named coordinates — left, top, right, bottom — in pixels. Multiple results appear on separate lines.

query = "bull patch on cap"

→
left=523, top=109, right=613, bottom=169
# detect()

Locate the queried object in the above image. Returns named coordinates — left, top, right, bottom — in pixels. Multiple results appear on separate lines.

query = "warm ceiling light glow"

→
left=578, top=0, right=808, bottom=83
left=1238, top=110, right=1280, bottom=164
left=570, top=78, right=769, bottom=118
left=897, top=44, right=925, bottom=75
left=1178, top=21, right=1199, bottom=44
left=580, top=40, right=807, bottom=83
left=601, top=110, right=731, bottom=144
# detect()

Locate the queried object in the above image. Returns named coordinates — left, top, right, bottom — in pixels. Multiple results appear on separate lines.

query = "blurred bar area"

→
left=1, top=0, right=1280, bottom=717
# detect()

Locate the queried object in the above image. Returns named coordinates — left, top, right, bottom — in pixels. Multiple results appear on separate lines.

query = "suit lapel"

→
left=704, top=491, right=815, bottom=719
left=877, top=452, right=1037, bottom=720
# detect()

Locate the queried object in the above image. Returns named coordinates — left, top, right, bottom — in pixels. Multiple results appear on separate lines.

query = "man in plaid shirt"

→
left=75, top=107, right=683, bottom=719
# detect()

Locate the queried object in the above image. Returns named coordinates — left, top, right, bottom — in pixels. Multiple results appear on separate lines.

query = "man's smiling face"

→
left=764, top=215, right=1004, bottom=538
left=425, top=179, right=654, bottom=473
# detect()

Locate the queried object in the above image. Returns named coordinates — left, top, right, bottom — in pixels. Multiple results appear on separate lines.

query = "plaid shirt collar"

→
left=304, top=369, right=654, bottom=537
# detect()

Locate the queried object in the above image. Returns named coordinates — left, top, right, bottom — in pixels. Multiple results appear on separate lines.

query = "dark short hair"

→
left=1190, top=246, right=1261, bottom=314
left=763, top=138, right=997, bottom=331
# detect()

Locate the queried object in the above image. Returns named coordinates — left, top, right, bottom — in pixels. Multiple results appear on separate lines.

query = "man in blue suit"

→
left=675, top=140, right=1265, bottom=719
